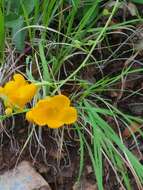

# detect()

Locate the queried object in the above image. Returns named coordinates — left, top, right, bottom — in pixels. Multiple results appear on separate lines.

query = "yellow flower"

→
left=0, top=74, right=37, bottom=111
left=26, top=95, right=77, bottom=128
left=5, top=107, right=13, bottom=116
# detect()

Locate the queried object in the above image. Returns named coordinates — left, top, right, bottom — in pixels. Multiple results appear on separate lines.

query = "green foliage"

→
left=76, top=100, right=143, bottom=189
left=131, top=0, right=143, bottom=4
left=3, top=0, right=102, bottom=52
left=5, top=0, right=35, bottom=51
left=5, top=15, right=25, bottom=51
left=20, top=0, right=35, bottom=15
left=0, top=1, right=4, bottom=64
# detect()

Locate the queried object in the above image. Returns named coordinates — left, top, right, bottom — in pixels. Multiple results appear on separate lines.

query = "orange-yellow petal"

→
left=34, top=97, right=51, bottom=108
left=30, top=96, right=66, bottom=121
left=26, top=107, right=64, bottom=128
left=26, top=104, right=50, bottom=126
left=47, top=120, right=63, bottom=128
left=0, top=87, right=4, bottom=94
left=61, top=107, right=77, bottom=124
left=26, top=110, right=35, bottom=123
left=50, top=95, right=70, bottom=108
left=17, top=84, right=37, bottom=102
left=0, top=74, right=37, bottom=111
left=4, top=75, right=26, bottom=95
left=13, top=74, right=27, bottom=85
left=9, top=84, right=37, bottom=108
left=4, top=81, right=18, bottom=95
left=26, top=95, right=77, bottom=128
left=26, top=103, right=62, bottom=127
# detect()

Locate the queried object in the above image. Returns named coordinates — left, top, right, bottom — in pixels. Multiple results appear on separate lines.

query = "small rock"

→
left=0, top=161, right=51, bottom=190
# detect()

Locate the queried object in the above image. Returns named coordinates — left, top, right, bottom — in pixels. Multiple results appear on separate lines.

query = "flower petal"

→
left=26, top=95, right=77, bottom=129
left=35, top=97, right=51, bottom=107
left=18, top=84, right=37, bottom=102
left=0, top=74, right=37, bottom=111
left=13, top=74, right=27, bottom=85
left=6, top=84, right=37, bottom=108
left=61, top=107, right=77, bottom=124
left=4, top=81, right=18, bottom=95
left=26, top=110, right=34, bottom=123
left=26, top=103, right=52, bottom=126
left=47, top=120, right=63, bottom=128
left=0, top=87, right=4, bottom=95
left=26, top=102, right=63, bottom=127
left=50, top=95, right=70, bottom=108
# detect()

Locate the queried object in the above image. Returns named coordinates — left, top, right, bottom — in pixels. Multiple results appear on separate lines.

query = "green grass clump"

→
left=0, top=0, right=4, bottom=64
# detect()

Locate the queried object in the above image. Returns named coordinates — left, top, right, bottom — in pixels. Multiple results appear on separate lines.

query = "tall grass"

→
left=0, top=0, right=4, bottom=64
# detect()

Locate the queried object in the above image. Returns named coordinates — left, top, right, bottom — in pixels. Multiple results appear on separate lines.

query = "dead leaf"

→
left=127, top=3, right=138, bottom=16
left=122, top=122, right=142, bottom=138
